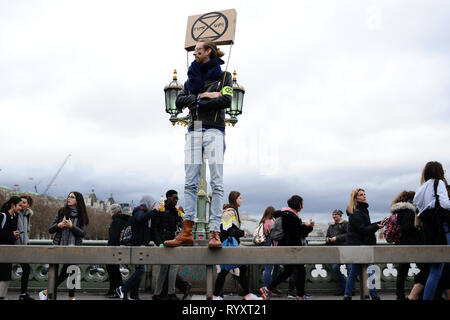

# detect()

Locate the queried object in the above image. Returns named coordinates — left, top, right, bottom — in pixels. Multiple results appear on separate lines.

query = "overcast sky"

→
left=1, top=0, right=449, bottom=221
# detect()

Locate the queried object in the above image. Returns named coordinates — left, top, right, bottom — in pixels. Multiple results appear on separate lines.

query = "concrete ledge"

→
left=0, top=245, right=449, bottom=264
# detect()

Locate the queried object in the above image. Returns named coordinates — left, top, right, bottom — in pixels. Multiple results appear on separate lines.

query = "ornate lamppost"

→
left=164, top=69, right=245, bottom=239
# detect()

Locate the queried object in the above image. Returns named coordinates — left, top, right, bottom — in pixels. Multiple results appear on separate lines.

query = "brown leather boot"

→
left=208, top=231, right=222, bottom=248
left=164, top=220, right=194, bottom=247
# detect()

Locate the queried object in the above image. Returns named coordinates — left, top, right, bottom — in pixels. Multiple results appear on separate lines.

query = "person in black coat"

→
left=104, top=204, right=130, bottom=298
left=325, top=209, right=349, bottom=295
left=152, top=190, right=183, bottom=300
left=344, top=188, right=387, bottom=300
left=116, top=195, right=158, bottom=300
left=260, top=195, right=314, bottom=300
left=0, top=197, right=21, bottom=300
left=388, top=191, right=420, bottom=300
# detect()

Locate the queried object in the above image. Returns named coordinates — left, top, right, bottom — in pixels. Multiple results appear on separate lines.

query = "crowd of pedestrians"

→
left=0, top=161, right=449, bottom=300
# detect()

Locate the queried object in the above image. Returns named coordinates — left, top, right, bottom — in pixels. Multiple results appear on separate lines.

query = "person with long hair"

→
left=0, top=196, right=22, bottom=300
left=213, top=191, right=262, bottom=300
left=260, top=195, right=314, bottom=300
left=388, top=190, right=420, bottom=300
left=413, top=161, right=450, bottom=300
left=258, top=206, right=281, bottom=291
left=164, top=40, right=233, bottom=249
left=343, top=188, right=387, bottom=300
left=39, top=191, right=89, bottom=300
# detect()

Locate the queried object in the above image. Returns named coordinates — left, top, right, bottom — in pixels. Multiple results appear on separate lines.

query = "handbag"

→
left=252, top=223, right=266, bottom=245
left=219, top=236, right=241, bottom=271
left=420, top=179, right=447, bottom=245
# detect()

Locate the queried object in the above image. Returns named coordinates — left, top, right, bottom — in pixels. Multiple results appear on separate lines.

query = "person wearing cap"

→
left=152, top=190, right=183, bottom=300
left=164, top=40, right=233, bottom=248
left=116, top=195, right=160, bottom=300
left=325, top=209, right=349, bottom=296
left=104, top=203, right=131, bottom=298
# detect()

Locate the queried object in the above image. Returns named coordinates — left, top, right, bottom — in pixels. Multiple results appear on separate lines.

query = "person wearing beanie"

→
left=104, top=203, right=130, bottom=298
left=116, top=195, right=159, bottom=300
left=164, top=40, right=233, bottom=249
left=325, top=209, right=349, bottom=296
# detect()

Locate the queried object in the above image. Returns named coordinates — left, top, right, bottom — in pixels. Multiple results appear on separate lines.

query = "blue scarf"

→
left=187, top=58, right=223, bottom=93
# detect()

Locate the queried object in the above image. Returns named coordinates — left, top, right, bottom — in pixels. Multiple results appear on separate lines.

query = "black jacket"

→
left=274, top=210, right=313, bottom=246
left=151, top=201, right=182, bottom=246
left=346, top=202, right=380, bottom=246
left=0, top=212, right=17, bottom=245
left=0, top=212, right=18, bottom=281
left=176, top=71, right=233, bottom=130
left=108, top=214, right=131, bottom=246
left=130, top=205, right=156, bottom=246
left=390, top=202, right=421, bottom=245
left=49, top=209, right=87, bottom=246
left=326, top=220, right=348, bottom=245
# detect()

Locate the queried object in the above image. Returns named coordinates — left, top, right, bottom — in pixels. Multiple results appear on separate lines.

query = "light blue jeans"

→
left=423, top=223, right=450, bottom=300
left=183, top=128, right=225, bottom=232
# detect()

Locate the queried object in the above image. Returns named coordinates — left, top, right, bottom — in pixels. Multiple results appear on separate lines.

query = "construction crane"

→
left=43, top=154, right=71, bottom=195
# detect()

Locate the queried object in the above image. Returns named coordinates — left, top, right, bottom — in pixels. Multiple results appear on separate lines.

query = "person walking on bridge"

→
left=413, top=161, right=450, bottom=300
left=343, top=188, right=387, bottom=300
left=260, top=195, right=314, bottom=300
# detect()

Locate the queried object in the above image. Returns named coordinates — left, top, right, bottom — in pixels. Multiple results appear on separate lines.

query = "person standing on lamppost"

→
left=164, top=40, right=233, bottom=248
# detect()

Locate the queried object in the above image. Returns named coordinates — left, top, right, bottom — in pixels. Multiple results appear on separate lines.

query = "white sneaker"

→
left=213, top=296, right=223, bottom=300
left=245, top=293, right=263, bottom=300
left=39, top=290, right=47, bottom=300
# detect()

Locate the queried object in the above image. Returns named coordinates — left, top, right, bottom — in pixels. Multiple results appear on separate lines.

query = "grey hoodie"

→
left=15, top=209, right=33, bottom=245
left=140, top=195, right=157, bottom=211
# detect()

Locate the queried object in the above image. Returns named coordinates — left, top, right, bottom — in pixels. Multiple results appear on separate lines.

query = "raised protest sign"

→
left=184, top=8, right=237, bottom=51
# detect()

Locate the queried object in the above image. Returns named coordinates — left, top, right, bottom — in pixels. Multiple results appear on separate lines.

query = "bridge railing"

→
left=1, top=245, right=449, bottom=300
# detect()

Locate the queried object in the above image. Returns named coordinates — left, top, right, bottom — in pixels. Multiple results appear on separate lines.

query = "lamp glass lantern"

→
left=226, top=70, right=245, bottom=119
left=164, top=70, right=183, bottom=117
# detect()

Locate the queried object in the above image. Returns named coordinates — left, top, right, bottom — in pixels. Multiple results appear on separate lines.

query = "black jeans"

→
left=105, top=264, right=123, bottom=294
left=396, top=263, right=410, bottom=298
left=55, top=264, right=76, bottom=298
left=268, top=264, right=306, bottom=297
left=214, top=265, right=250, bottom=297
left=20, top=263, right=31, bottom=294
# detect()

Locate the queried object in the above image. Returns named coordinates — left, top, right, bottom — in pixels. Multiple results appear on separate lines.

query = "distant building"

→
left=83, top=188, right=134, bottom=213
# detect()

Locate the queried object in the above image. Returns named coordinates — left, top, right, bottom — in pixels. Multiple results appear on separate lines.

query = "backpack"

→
left=219, top=236, right=241, bottom=271
left=269, top=216, right=284, bottom=242
left=252, top=222, right=266, bottom=245
left=383, top=213, right=402, bottom=243
left=119, top=224, right=132, bottom=246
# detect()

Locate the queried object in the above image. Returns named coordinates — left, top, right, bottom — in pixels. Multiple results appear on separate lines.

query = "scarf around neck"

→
left=187, top=58, right=224, bottom=93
